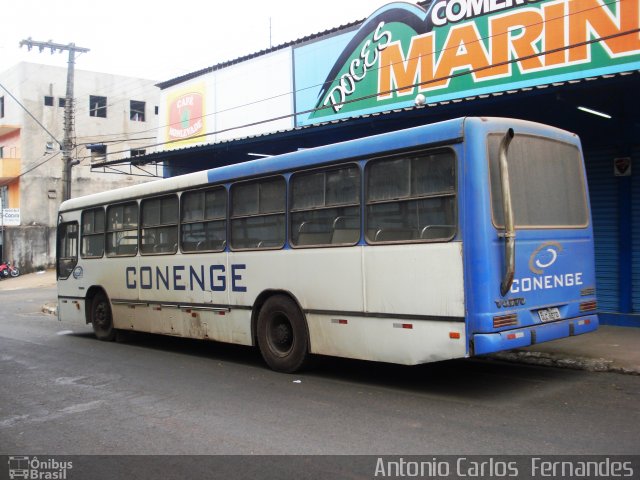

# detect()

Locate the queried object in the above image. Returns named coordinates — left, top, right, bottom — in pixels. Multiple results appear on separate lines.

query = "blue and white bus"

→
left=57, top=117, right=598, bottom=372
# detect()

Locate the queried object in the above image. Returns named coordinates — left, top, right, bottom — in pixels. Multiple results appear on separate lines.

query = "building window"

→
left=44, top=96, right=54, bottom=106
left=0, top=96, right=4, bottom=118
left=0, top=146, right=4, bottom=159
left=130, top=149, right=146, bottom=157
left=89, top=95, right=107, bottom=118
left=154, top=106, right=159, bottom=115
left=59, top=98, right=66, bottom=107
left=130, top=100, right=145, bottom=121
left=89, top=144, right=107, bottom=163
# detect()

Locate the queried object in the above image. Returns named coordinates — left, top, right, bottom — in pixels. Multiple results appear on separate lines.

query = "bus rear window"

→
left=488, top=134, right=588, bottom=228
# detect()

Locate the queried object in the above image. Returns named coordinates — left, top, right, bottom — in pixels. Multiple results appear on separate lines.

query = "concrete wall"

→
left=1, top=225, right=55, bottom=271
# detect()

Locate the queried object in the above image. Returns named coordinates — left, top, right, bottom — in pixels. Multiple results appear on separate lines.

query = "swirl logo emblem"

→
left=72, top=266, right=84, bottom=279
left=529, top=241, right=563, bottom=275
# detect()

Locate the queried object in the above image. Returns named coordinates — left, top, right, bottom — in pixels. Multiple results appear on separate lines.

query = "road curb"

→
left=42, top=303, right=58, bottom=316
left=489, top=350, right=640, bottom=376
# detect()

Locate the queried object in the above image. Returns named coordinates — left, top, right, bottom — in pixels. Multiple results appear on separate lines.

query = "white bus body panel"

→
left=306, top=315, right=466, bottom=364
left=57, top=297, right=86, bottom=324
left=363, top=243, right=465, bottom=317
left=60, top=236, right=466, bottom=364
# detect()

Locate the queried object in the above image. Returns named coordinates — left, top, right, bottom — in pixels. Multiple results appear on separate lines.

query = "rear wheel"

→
left=257, top=295, right=310, bottom=373
left=91, top=292, right=116, bottom=341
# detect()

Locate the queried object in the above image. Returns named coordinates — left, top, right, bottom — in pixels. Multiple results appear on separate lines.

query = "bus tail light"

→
left=580, top=300, right=597, bottom=312
left=581, top=287, right=596, bottom=296
left=493, top=313, right=517, bottom=328
left=507, top=332, right=525, bottom=340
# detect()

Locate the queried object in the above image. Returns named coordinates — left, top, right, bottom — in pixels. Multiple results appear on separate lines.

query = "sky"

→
left=0, top=0, right=418, bottom=82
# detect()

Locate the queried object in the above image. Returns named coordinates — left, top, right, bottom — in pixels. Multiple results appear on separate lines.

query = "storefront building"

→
left=113, top=0, right=640, bottom=326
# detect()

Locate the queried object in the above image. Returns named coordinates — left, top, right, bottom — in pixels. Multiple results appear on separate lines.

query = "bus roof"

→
left=58, top=116, right=576, bottom=213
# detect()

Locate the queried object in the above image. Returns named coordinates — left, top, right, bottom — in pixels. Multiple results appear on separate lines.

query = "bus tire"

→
left=257, top=295, right=310, bottom=373
left=91, top=292, right=116, bottom=341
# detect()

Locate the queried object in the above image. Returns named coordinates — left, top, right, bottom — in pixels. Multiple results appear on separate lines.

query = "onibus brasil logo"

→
left=8, top=456, right=72, bottom=479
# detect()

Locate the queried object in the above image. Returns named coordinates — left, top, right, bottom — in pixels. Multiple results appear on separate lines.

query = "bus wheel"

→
left=257, top=295, right=310, bottom=373
left=91, top=292, right=116, bottom=341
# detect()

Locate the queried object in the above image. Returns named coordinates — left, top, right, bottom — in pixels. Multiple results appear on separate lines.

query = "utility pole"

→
left=19, top=38, right=90, bottom=201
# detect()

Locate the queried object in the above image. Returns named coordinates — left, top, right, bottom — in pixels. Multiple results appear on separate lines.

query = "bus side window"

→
left=230, top=177, right=285, bottom=250
left=290, top=165, right=360, bottom=247
left=181, top=187, right=227, bottom=253
left=81, top=207, right=105, bottom=258
left=106, top=202, right=139, bottom=257
left=141, top=195, right=178, bottom=255
left=365, top=151, right=456, bottom=243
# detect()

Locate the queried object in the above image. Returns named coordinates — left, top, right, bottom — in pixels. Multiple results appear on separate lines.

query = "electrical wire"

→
left=0, top=151, right=62, bottom=188
left=103, top=24, right=637, bottom=158
left=3, top=0, right=627, bottom=164
left=87, top=0, right=626, bottom=157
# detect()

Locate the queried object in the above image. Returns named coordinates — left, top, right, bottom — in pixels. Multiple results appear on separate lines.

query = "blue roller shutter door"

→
left=584, top=148, right=619, bottom=312
left=632, top=148, right=640, bottom=312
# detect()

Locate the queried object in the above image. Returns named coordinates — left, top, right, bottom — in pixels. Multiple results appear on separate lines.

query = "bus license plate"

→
left=538, top=307, right=561, bottom=322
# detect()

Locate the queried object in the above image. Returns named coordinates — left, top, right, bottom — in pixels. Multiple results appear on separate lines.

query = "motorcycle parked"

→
left=0, top=261, right=20, bottom=279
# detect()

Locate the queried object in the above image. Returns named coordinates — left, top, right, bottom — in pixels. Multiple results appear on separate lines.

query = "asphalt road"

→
left=1, top=286, right=639, bottom=457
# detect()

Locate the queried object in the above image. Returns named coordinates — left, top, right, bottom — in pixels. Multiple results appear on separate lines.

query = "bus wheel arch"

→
left=253, top=290, right=310, bottom=373
left=84, top=286, right=106, bottom=324
left=88, top=288, right=116, bottom=342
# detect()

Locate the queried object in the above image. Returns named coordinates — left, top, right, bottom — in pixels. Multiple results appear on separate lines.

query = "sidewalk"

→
left=491, top=325, right=640, bottom=375
left=0, top=269, right=56, bottom=291
left=2, top=270, right=638, bottom=375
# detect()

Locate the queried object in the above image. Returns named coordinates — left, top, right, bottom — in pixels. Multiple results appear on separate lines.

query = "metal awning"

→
left=91, top=69, right=640, bottom=177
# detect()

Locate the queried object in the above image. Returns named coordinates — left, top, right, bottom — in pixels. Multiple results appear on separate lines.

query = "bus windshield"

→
left=488, top=133, right=589, bottom=229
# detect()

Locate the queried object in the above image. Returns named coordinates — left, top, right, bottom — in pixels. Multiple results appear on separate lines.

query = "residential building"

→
left=0, top=62, right=160, bottom=270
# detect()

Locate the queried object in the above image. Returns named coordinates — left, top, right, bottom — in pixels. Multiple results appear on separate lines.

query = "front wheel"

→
left=257, top=295, right=310, bottom=373
left=9, top=268, right=19, bottom=277
left=91, top=292, right=116, bottom=341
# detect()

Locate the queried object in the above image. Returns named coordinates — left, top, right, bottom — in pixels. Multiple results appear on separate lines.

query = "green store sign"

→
left=293, top=0, right=640, bottom=126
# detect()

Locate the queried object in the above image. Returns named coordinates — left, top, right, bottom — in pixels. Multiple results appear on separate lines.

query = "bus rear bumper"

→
left=472, top=315, right=599, bottom=356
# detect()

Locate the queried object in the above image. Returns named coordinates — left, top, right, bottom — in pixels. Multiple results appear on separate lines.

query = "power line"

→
left=7, top=0, right=625, bottom=167
left=0, top=152, right=62, bottom=189
left=100, top=23, right=637, bottom=160
left=87, top=0, right=625, bottom=159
